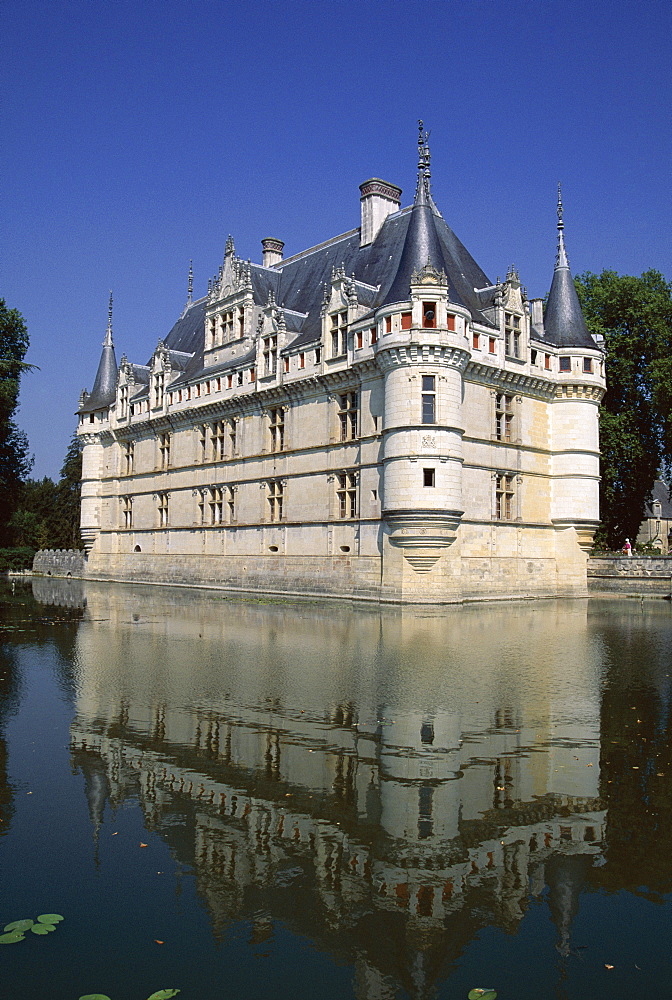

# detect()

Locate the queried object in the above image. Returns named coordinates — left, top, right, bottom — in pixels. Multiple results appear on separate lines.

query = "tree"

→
left=575, top=270, right=672, bottom=549
left=0, top=299, right=32, bottom=543
left=54, top=433, right=83, bottom=549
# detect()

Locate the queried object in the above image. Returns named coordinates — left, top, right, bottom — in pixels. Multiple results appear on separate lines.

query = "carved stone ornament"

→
left=410, top=259, right=447, bottom=287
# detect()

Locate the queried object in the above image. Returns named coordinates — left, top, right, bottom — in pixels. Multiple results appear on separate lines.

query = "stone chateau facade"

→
left=78, top=125, right=605, bottom=603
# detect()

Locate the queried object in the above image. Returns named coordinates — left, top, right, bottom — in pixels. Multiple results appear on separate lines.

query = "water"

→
left=1, top=579, right=671, bottom=1000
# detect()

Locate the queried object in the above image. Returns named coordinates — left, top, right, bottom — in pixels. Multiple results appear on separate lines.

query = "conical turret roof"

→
left=543, top=187, right=594, bottom=348
left=80, top=294, right=118, bottom=412
left=381, top=123, right=464, bottom=307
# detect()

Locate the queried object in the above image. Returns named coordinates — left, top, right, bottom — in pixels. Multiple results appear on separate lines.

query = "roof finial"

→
left=556, top=183, right=569, bottom=269
left=415, top=120, right=432, bottom=204
left=187, top=260, right=193, bottom=304
left=105, top=291, right=113, bottom=346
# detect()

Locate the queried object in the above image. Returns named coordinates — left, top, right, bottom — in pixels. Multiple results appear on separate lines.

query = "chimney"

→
left=359, top=178, right=402, bottom=247
left=261, top=237, right=284, bottom=268
left=530, top=297, right=545, bottom=335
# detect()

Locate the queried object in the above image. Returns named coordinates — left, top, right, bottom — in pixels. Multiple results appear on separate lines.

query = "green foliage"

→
left=0, top=547, right=36, bottom=571
left=78, top=992, right=179, bottom=1000
left=0, top=299, right=33, bottom=543
left=575, top=270, right=672, bottom=549
left=7, top=434, right=83, bottom=550
left=468, top=991, right=497, bottom=1000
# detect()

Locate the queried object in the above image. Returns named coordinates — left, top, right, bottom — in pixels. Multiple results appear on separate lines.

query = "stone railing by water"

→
left=33, top=549, right=85, bottom=578
left=588, top=555, right=672, bottom=597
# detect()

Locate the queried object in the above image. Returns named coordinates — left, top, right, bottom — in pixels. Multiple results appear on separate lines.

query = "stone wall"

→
left=588, top=556, right=672, bottom=597
left=33, top=549, right=85, bottom=578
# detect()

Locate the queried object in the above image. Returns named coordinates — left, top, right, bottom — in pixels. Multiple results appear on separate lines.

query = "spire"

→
left=556, top=183, right=569, bottom=270
left=105, top=290, right=113, bottom=344
left=187, top=260, right=193, bottom=304
left=543, top=186, right=594, bottom=348
left=382, top=121, right=461, bottom=306
left=79, top=294, right=119, bottom=412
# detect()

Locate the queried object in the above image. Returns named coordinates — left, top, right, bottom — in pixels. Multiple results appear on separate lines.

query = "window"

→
left=356, top=330, right=363, bottom=349
left=227, top=485, right=236, bottom=523
left=385, top=315, right=392, bottom=334
left=299, top=352, right=305, bottom=369
left=197, top=490, right=206, bottom=525
left=269, top=407, right=285, bottom=452
left=229, top=418, right=237, bottom=455
left=495, top=474, right=515, bottom=520
left=315, top=346, right=321, bottom=364
left=370, top=326, right=377, bottom=345
left=198, top=424, right=207, bottom=463
left=422, top=302, right=436, bottom=328
left=119, top=383, right=129, bottom=419
left=227, top=373, right=233, bottom=389
left=122, top=496, right=133, bottom=529
left=238, top=305, right=245, bottom=337
left=401, top=311, right=412, bottom=330
left=211, top=420, right=226, bottom=461
left=123, top=441, right=134, bottom=475
left=268, top=479, right=284, bottom=522
left=157, top=492, right=169, bottom=527
left=472, top=332, right=479, bottom=350
left=495, top=394, right=514, bottom=442
left=337, top=472, right=357, bottom=518
left=421, top=375, right=436, bottom=424
left=545, top=353, right=551, bottom=370
left=338, top=391, right=359, bottom=441
left=209, top=487, right=224, bottom=525
left=489, top=337, right=496, bottom=354
left=153, top=371, right=165, bottom=408
left=249, top=367, right=255, bottom=382
left=446, top=313, right=456, bottom=332
left=583, top=357, right=593, bottom=373
left=559, top=356, right=571, bottom=372
left=531, top=348, right=537, bottom=365
left=263, top=333, right=278, bottom=375
left=283, top=356, right=290, bottom=373
left=159, top=432, right=171, bottom=469
left=330, top=310, right=347, bottom=358
left=423, top=468, right=435, bottom=487
left=237, top=371, right=243, bottom=386
left=504, top=313, right=521, bottom=358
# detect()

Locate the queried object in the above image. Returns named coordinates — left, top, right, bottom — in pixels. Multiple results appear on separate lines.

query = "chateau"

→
left=77, top=125, right=604, bottom=603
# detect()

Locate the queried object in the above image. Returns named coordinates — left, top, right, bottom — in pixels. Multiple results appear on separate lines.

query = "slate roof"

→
left=80, top=331, right=118, bottom=413
left=543, top=199, right=595, bottom=349
left=645, top=480, right=672, bottom=519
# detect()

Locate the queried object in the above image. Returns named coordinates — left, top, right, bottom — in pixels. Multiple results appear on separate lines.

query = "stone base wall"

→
left=33, top=549, right=86, bottom=578
left=588, top=556, right=672, bottom=597
left=84, top=539, right=590, bottom=605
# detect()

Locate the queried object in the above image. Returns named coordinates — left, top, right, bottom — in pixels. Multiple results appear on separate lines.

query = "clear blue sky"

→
left=3, top=0, right=670, bottom=479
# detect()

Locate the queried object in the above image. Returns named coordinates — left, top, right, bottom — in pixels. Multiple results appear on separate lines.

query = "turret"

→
left=378, top=124, right=468, bottom=598
left=545, top=188, right=605, bottom=565
left=78, top=294, right=118, bottom=555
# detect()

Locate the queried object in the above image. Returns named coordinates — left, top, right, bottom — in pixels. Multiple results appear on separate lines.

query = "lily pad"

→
left=468, top=991, right=497, bottom=1000
left=147, top=991, right=181, bottom=1000
left=31, top=923, right=53, bottom=935
left=78, top=995, right=112, bottom=1000
left=4, top=919, right=34, bottom=932
left=0, top=931, right=25, bottom=944
left=37, top=913, right=64, bottom=923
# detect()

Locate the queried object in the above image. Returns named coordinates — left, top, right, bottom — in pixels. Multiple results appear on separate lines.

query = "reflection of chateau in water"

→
left=66, top=583, right=607, bottom=993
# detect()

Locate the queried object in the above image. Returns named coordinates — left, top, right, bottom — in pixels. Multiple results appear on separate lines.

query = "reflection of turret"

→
left=546, top=853, right=593, bottom=957
left=72, top=748, right=111, bottom=845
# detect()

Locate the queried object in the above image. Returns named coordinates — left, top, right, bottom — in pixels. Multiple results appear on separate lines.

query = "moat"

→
left=1, top=580, right=671, bottom=999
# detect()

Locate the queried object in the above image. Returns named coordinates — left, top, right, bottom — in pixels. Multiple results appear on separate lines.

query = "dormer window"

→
left=505, top=313, right=521, bottom=359
left=238, top=305, right=245, bottom=338
left=118, top=383, right=129, bottom=419
left=153, top=371, right=165, bottom=408
left=263, top=333, right=277, bottom=375
left=331, top=311, right=347, bottom=358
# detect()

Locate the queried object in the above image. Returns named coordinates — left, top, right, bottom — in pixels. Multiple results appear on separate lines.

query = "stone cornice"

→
left=375, top=343, right=470, bottom=373
left=466, top=361, right=557, bottom=400
left=554, top=383, right=605, bottom=401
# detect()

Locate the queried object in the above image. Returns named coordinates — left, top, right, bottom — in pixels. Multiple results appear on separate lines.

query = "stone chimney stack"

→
left=530, top=298, right=545, bottom=334
left=262, top=237, right=284, bottom=268
left=359, top=178, right=402, bottom=247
